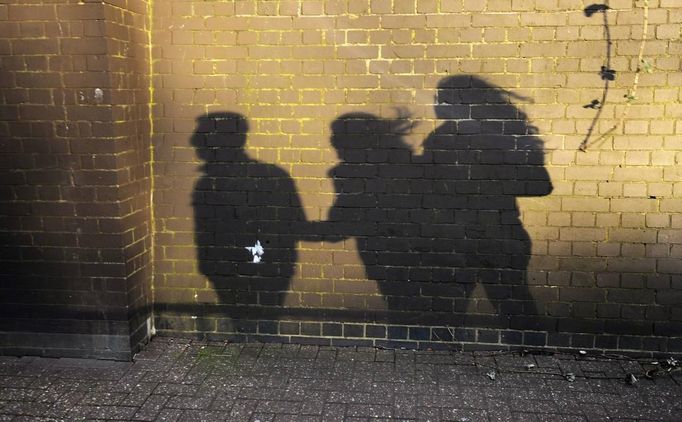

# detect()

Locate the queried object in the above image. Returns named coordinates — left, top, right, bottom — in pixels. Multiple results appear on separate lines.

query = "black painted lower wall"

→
left=154, top=318, right=682, bottom=359
left=0, top=332, right=133, bottom=361
left=152, top=301, right=682, bottom=358
left=0, top=304, right=153, bottom=360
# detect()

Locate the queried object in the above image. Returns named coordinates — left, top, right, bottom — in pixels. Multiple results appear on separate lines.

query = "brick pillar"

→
left=0, top=1, right=152, bottom=360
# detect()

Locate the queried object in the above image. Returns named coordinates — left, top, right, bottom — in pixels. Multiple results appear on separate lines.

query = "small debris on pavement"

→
left=626, top=373, right=638, bottom=385
left=2, top=339, right=680, bottom=421
left=525, top=363, right=536, bottom=370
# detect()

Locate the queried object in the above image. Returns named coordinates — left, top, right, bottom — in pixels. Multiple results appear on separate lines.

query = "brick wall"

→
left=2, top=0, right=680, bottom=358
left=151, top=0, right=681, bottom=355
left=0, top=0, right=152, bottom=360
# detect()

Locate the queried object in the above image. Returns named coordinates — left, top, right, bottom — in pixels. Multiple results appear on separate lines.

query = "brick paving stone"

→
left=322, top=403, right=346, bottom=421
left=156, top=408, right=183, bottom=421
left=0, top=376, right=32, bottom=388
left=178, top=409, right=227, bottom=421
left=442, top=407, right=487, bottom=421
left=166, top=393, right=216, bottom=410
left=87, top=404, right=139, bottom=420
left=34, top=387, right=67, bottom=404
left=63, top=404, right=96, bottom=419
left=0, top=401, right=63, bottom=418
left=300, top=398, right=326, bottom=416
left=255, top=400, right=301, bottom=414
left=120, top=381, right=158, bottom=406
left=486, top=400, right=514, bottom=421
left=249, top=412, right=275, bottom=421
left=456, top=388, right=490, bottom=408
left=210, top=393, right=236, bottom=412
left=0, top=388, right=42, bottom=401
left=346, top=403, right=393, bottom=418
left=274, top=415, right=321, bottom=422
left=415, top=406, right=441, bottom=420
left=393, top=396, right=417, bottom=419
left=229, top=398, right=257, bottom=419
left=79, top=391, right=128, bottom=405
left=154, top=382, right=199, bottom=396
left=574, top=402, right=609, bottom=419
left=0, top=338, right=680, bottom=421
left=134, top=394, right=170, bottom=421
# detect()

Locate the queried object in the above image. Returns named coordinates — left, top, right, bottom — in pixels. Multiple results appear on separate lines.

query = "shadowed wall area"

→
left=191, top=112, right=307, bottom=325
left=186, top=77, right=553, bottom=335
left=1, top=1, right=681, bottom=359
left=0, top=1, right=153, bottom=360
left=318, top=76, right=553, bottom=329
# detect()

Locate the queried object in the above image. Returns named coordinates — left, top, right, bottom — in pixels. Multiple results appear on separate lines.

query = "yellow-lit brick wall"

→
left=150, top=0, right=681, bottom=351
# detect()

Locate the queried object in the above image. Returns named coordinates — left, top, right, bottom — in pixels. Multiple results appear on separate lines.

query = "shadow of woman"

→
left=322, top=113, right=442, bottom=323
left=322, top=77, right=553, bottom=329
left=323, top=112, right=416, bottom=281
left=191, top=112, right=306, bottom=327
left=421, top=75, right=553, bottom=328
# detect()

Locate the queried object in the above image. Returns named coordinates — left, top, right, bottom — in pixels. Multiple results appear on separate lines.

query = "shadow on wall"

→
left=188, top=75, right=553, bottom=329
left=190, top=113, right=307, bottom=323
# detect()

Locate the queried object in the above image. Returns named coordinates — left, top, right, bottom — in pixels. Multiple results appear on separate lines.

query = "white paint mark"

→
left=147, top=317, right=156, bottom=336
left=245, top=240, right=264, bottom=263
left=94, top=88, right=104, bottom=104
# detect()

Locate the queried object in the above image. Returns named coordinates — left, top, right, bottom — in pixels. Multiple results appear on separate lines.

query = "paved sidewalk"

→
left=0, top=337, right=680, bottom=421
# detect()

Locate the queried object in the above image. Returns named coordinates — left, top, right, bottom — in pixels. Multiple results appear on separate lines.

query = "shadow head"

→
left=191, top=112, right=249, bottom=161
left=330, top=112, right=383, bottom=153
left=434, top=75, right=533, bottom=120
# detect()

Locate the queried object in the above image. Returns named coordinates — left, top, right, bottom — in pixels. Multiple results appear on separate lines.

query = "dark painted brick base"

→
left=155, top=319, right=682, bottom=359
left=0, top=332, right=136, bottom=361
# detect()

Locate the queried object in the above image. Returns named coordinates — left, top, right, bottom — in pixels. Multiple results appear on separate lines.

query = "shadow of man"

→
left=422, top=75, right=553, bottom=327
left=192, top=112, right=306, bottom=326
